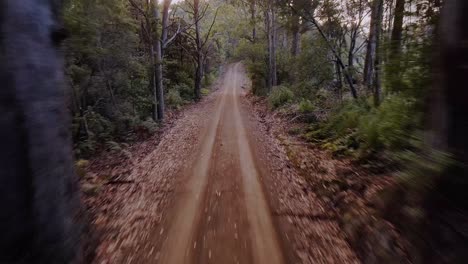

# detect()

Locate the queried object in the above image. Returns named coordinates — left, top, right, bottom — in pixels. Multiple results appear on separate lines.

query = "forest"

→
left=65, top=0, right=439, bottom=164
left=0, top=0, right=466, bottom=263
left=63, top=0, right=466, bottom=262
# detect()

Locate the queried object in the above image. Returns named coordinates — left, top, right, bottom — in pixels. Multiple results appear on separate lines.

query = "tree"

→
left=386, top=0, right=405, bottom=92
left=363, top=0, right=384, bottom=105
left=182, top=0, right=219, bottom=100
left=422, top=0, right=468, bottom=262
left=0, top=1, right=80, bottom=262
left=264, top=0, right=278, bottom=91
left=290, top=2, right=359, bottom=99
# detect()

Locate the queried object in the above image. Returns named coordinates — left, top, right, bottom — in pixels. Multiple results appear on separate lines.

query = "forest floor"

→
left=82, top=62, right=406, bottom=264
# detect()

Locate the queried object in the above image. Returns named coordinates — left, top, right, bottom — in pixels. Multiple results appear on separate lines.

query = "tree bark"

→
left=390, top=0, right=404, bottom=56
left=348, top=27, right=357, bottom=68
left=194, top=0, right=203, bottom=100
left=265, top=1, right=277, bottom=91
left=153, top=0, right=165, bottom=120
left=291, top=15, right=301, bottom=56
left=372, top=0, right=384, bottom=106
left=0, top=1, right=81, bottom=262
left=364, top=0, right=383, bottom=89
left=387, top=0, right=405, bottom=92
left=250, top=0, right=257, bottom=42
left=422, top=1, right=468, bottom=262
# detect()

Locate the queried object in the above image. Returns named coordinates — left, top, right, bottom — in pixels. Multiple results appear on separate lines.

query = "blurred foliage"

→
left=268, top=86, right=294, bottom=109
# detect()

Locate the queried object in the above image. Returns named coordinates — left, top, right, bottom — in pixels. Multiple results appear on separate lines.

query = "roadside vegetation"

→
left=63, top=0, right=467, bottom=262
left=230, top=0, right=467, bottom=262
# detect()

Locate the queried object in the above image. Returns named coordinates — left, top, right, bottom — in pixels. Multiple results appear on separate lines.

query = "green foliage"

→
left=166, top=89, right=185, bottom=108
left=268, top=86, right=294, bottom=109
left=234, top=40, right=268, bottom=95
left=298, top=99, right=315, bottom=114
left=307, top=94, right=419, bottom=159
left=201, top=88, right=210, bottom=96
left=140, top=118, right=159, bottom=133
left=398, top=149, right=452, bottom=194
left=358, top=95, right=417, bottom=151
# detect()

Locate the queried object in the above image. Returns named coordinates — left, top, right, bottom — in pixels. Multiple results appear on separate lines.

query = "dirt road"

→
left=92, top=62, right=359, bottom=264
left=155, top=63, right=285, bottom=264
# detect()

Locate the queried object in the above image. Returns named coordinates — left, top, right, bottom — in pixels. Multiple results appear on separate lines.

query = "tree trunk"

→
left=372, top=0, right=384, bottom=106
left=265, top=1, right=277, bottom=91
left=150, top=42, right=158, bottom=120
left=348, top=27, right=357, bottom=68
left=250, top=0, right=256, bottom=42
left=153, top=0, right=165, bottom=120
left=0, top=1, right=81, bottom=262
left=422, top=1, right=468, bottom=262
left=161, top=0, right=172, bottom=55
left=271, top=8, right=277, bottom=87
left=387, top=0, right=405, bottom=91
left=194, top=0, right=203, bottom=100
left=364, top=0, right=383, bottom=89
left=291, top=17, right=300, bottom=56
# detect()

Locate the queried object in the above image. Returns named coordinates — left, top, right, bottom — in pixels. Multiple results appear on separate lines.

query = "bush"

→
left=358, top=94, right=417, bottom=151
left=308, top=94, right=419, bottom=159
left=140, top=117, right=159, bottom=133
left=298, top=98, right=315, bottom=113
left=173, top=83, right=193, bottom=101
left=166, top=89, right=184, bottom=108
left=201, top=88, right=210, bottom=96
left=268, top=86, right=294, bottom=109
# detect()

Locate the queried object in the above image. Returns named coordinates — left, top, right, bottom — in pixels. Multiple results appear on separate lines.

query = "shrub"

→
left=358, top=94, right=417, bottom=151
left=140, top=117, right=159, bottom=133
left=166, top=89, right=184, bottom=108
left=268, top=86, right=294, bottom=109
left=298, top=98, right=315, bottom=113
left=173, top=83, right=193, bottom=101
left=201, top=88, right=210, bottom=96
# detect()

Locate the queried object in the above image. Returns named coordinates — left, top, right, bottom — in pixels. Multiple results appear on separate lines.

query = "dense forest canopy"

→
left=65, top=0, right=441, bottom=162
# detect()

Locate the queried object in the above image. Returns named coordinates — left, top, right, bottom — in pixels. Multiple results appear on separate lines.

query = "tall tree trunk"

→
left=271, top=8, right=277, bottom=87
left=291, top=15, right=300, bottom=56
left=348, top=27, right=357, bottom=68
left=265, top=8, right=273, bottom=91
left=0, top=1, right=81, bottom=262
left=364, top=0, right=384, bottom=94
left=422, top=1, right=468, bottom=262
left=265, top=1, right=277, bottom=91
left=372, top=0, right=384, bottom=106
left=250, top=0, right=256, bottom=42
left=194, top=0, right=203, bottom=100
left=387, top=0, right=405, bottom=91
left=161, top=0, right=172, bottom=55
left=152, top=0, right=165, bottom=120
left=363, top=0, right=383, bottom=91
left=149, top=44, right=158, bottom=121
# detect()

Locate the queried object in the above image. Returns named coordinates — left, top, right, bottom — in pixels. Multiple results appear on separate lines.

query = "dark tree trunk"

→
left=0, top=1, right=81, bottom=263
left=390, top=0, right=404, bottom=56
left=364, top=0, right=383, bottom=90
left=194, top=0, right=203, bottom=100
left=265, top=1, right=277, bottom=91
left=422, top=0, right=468, bottom=262
left=348, top=27, right=357, bottom=69
left=250, top=0, right=256, bottom=42
left=387, top=0, right=405, bottom=91
left=291, top=14, right=300, bottom=56
left=373, top=0, right=384, bottom=106
left=153, top=0, right=165, bottom=120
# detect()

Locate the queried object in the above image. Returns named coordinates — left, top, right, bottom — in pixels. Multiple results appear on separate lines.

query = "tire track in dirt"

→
left=156, top=63, right=285, bottom=264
